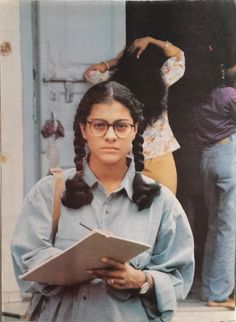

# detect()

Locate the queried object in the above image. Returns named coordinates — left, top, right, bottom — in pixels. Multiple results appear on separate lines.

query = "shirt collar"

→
left=82, top=158, right=135, bottom=201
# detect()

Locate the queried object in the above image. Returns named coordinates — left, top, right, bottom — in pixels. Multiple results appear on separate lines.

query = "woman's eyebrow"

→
left=89, top=118, right=131, bottom=122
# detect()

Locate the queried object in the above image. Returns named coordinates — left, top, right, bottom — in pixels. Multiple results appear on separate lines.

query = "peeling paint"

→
left=0, top=42, right=12, bottom=56
left=1, top=153, right=9, bottom=163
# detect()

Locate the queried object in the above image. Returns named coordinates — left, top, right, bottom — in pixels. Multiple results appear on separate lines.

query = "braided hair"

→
left=62, top=81, right=160, bottom=211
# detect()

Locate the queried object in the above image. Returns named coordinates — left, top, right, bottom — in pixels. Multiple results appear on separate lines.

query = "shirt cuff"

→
left=148, top=270, right=177, bottom=318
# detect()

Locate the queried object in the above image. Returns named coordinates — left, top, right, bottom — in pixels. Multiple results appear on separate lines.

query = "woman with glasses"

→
left=84, top=36, right=185, bottom=195
left=11, top=81, right=194, bottom=322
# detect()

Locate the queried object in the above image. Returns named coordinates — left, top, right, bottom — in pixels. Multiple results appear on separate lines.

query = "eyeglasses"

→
left=86, top=120, right=135, bottom=139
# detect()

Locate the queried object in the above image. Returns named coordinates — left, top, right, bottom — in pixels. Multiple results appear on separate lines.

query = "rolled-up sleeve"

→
left=161, top=51, right=185, bottom=87
left=10, top=177, right=63, bottom=296
left=144, top=195, right=194, bottom=321
left=228, top=95, right=236, bottom=122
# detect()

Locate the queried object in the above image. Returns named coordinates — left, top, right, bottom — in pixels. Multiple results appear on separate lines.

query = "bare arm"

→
left=84, top=50, right=124, bottom=77
left=128, top=36, right=181, bottom=59
left=84, top=36, right=182, bottom=79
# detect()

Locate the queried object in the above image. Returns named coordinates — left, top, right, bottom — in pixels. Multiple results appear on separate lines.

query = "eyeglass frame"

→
left=86, top=120, right=135, bottom=139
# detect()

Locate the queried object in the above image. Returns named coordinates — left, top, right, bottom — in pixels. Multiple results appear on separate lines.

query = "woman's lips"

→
left=101, top=146, right=119, bottom=151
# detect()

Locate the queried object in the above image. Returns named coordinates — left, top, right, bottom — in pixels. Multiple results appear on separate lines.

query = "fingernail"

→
left=87, top=270, right=93, bottom=274
left=101, top=257, right=107, bottom=262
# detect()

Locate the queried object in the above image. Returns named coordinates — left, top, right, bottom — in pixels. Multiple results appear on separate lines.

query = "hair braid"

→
left=61, top=113, right=93, bottom=209
left=132, top=129, right=161, bottom=211
left=132, top=131, right=145, bottom=172
left=73, top=118, right=86, bottom=172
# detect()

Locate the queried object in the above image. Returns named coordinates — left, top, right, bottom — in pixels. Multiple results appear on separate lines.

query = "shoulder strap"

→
left=50, top=168, right=65, bottom=245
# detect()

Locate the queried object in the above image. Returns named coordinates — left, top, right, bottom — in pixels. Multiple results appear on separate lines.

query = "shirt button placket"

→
left=103, top=198, right=111, bottom=230
left=76, top=285, right=91, bottom=321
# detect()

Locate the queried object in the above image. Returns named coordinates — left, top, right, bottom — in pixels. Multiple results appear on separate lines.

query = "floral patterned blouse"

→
left=84, top=51, right=185, bottom=159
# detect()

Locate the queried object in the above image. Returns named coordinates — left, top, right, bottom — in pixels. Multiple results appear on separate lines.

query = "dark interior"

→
left=126, top=0, right=236, bottom=278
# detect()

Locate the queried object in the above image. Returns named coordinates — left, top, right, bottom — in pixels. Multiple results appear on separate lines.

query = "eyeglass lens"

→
left=88, top=121, right=134, bottom=138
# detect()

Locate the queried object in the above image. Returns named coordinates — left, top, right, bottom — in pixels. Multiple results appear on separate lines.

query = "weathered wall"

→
left=1, top=0, right=24, bottom=302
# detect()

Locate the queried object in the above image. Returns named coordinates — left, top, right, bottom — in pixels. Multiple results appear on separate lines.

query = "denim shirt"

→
left=11, top=161, right=194, bottom=322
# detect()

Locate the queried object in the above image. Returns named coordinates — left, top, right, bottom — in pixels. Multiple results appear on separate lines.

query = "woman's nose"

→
left=104, top=126, right=117, bottom=140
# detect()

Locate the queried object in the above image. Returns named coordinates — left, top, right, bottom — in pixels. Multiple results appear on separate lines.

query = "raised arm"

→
left=84, top=36, right=184, bottom=86
left=84, top=50, right=124, bottom=77
left=128, top=36, right=181, bottom=59
left=128, top=36, right=185, bottom=87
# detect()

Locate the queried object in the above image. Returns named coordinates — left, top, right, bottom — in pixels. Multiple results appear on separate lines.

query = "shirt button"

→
left=83, top=296, right=87, bottom=300
left=105, top=210, right=109, bottom=215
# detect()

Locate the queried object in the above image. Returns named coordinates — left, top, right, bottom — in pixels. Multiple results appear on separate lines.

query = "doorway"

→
left=126, top=0, right=236, bottom=276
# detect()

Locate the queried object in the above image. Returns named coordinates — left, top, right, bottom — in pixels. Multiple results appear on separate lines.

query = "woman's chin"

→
left=98, top=154, right=124, bottom=166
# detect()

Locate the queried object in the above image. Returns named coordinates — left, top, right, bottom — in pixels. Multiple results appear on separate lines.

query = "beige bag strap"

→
left=22, top=168, right=64, bottom=321
left=49, top=168, right=65, bottom=244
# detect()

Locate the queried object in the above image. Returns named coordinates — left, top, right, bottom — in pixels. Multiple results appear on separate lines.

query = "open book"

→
left=19, top=230, right=150, bottom=286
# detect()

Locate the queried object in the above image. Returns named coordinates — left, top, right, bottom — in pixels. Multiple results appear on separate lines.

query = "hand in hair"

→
left=128, top=37, right=151, bottom=59
left=84, top=63, right=108, bottom=77
left=128, top=36, right=181, bottom=60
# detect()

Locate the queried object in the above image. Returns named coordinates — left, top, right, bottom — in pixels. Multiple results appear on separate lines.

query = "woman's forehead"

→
left=89, top=101, right=132, bottom=120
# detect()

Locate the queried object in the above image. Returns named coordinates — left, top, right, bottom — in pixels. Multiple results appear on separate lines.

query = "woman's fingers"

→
left=87, top=258, right=125, bottom=279
left=84, top=63, right=107, bottom=75
left=88, top=267, right=122, bottom=279
left=128, top=38, right=149, bottom=59
left=101, top=257, right=124, bottom=268
left=136, top=49, right=143, bottom=59
left=107, top=278, right=127, bottom=289
left=87, top=259, right=143, bottom=290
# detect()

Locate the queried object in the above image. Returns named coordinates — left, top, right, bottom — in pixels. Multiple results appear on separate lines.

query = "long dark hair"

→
left=62, top=81, right=160, bottom=211
left=111, top=45, right=167, bottom=126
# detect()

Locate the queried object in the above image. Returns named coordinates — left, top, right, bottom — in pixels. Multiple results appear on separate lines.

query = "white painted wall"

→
left=1, top=0, right=125, bottom=305
left=1, top=0, right=24, bottom=303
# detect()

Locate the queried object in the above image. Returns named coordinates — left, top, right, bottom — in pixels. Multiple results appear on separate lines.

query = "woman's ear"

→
left=79, top=123, right=87, bottom=140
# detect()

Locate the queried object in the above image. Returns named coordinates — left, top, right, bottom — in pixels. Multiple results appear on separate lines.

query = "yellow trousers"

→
left=143, top=152, right=177, bottom=195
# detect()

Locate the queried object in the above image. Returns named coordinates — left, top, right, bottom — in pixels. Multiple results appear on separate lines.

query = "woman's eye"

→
left=115, top=123, right=129, bottom=130
left=93, top=122, right=107, bottom=129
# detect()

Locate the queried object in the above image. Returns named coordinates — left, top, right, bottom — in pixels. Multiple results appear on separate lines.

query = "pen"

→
left=80, top=222, right=92, bottom=231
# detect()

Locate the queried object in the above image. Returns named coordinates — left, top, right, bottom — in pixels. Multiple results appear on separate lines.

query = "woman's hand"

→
left=84, top=63, right=107, bottom=77
left=88, top=257, right=146, bottom=290
left=128, top=36, right=151, bottom=59
left=128, top=36, right=181, bottom=59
